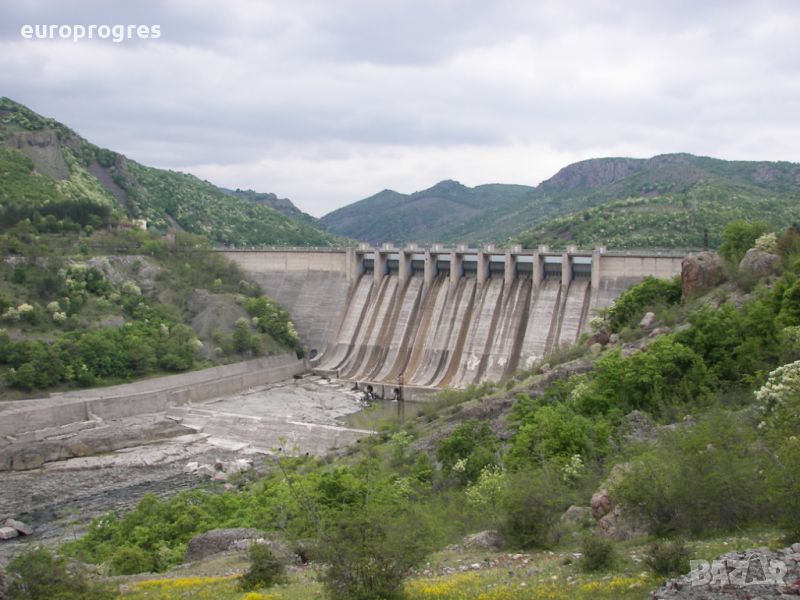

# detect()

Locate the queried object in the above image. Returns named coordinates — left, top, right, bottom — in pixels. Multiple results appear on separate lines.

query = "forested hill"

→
left=320, top=153, right=800, bottom=249
left=0, top=97, right=339, bottom=247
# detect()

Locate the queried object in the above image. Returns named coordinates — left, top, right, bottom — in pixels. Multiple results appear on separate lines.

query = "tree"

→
left=718, top=220, right=767, bottom=266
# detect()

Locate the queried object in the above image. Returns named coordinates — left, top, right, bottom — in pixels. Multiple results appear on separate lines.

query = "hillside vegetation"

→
left=0, top=228, right=301, bottom=397
left=10, top=221, right=800, bottom=599
left=0, top=98, right=339, bottom=247
left=320, top=154, right=800, bottom=249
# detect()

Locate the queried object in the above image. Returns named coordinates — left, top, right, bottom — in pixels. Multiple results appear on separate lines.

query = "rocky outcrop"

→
left=560, top=505, right=593, bottom=527
left=681, top=252, right=727, bottom=299
left=739, top=248, right=781, bottom=279
left=0, top=419, right=192, bottom=471
left=591, top=463, right=648, bottom=541
left=462, top=530, right=506, bottom=551
left=653, top=543, right=800, bottom=599
left=185, top=528, right=290, bottom=562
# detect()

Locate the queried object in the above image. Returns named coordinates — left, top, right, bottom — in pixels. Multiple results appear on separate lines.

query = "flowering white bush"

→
left=122, top=281, right=141, bottom=296
left=17, top=303, right=33, bottom=314
left=52, top=311, right=67, bottom=323
left=754, top=232, right=778, bottom=254
left=756, top=359, right=800, bottom=430
left=589, top=315, right=606, bottom=332
left=465, top=465, right=506, bottom=509
left=46, top=301, right=61, bottom=314
left=2, top=307, right=19, bottom=322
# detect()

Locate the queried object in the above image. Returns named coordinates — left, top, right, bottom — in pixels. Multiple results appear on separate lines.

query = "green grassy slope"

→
left=0, top=97, right=339, bottom=247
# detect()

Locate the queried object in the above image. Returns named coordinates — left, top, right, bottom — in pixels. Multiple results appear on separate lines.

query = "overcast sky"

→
left=1, top=1, right=798, bottom=217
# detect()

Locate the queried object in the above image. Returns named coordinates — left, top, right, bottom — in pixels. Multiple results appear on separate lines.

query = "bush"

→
left=607, top=275, right=681, bottom=332
left=110, top=545, right=152, bottom=575
left=436, top=420, right=499, bottom=484
left=612, top=412, right=764, bottom=535
left=645, top=539, right=690, bottom=577
left=238, top=543, right=286, bottom=591
left=718, top=220, right=767, bottom=267
left=5, top=547, right=114, bottom=600
left=579, top=535, right=617, bottom=572
left=319, top=503, right=433, bottom=600
left=499, top=465, right=572, bottom=549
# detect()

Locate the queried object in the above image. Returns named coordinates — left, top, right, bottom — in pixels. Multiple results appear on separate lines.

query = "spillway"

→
left=316, top=270, right=593, bottom=388
left=225, top=246, right=684, bottom=386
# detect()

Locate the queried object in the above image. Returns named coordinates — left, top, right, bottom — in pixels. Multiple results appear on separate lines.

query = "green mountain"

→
left=512, top=154, right=800, bottom=250
left=320, top=154, right=800, bottom=249
left=0, top=98, right=339, bottom=247
left=319, top=179, right=537, bottom=246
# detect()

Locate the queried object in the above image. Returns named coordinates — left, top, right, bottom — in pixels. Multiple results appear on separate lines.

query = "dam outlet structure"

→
left=223, top=244, right=684, bottom=392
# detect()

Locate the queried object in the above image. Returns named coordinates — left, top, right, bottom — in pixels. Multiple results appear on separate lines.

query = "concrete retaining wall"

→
left=0, top=354, right=306, bottom=438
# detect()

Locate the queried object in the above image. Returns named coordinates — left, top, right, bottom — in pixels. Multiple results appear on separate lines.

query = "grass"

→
left=114, top=527, right=786, bottom=600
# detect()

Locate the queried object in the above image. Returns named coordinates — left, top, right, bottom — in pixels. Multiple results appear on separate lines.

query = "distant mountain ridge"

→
left=0, top=98, right=339, bottom=247
left=320, top=153, right=800, bottom=249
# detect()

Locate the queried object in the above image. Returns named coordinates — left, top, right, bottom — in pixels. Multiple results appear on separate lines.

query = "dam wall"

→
left=223, top=249, right=356, bottom=356
left=222, top=245, right=684, bottom=388
left=0, top=354, right=305, bottom=439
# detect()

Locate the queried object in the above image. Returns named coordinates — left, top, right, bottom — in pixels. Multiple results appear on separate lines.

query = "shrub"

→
left=645, top=539, right=690, bottom=577
left=607, top=275, right=681, bottom=331
left=499, top=465, right=572, bottom=549
left=111, top=545, right=153, bottom=575
left=319, top=503, right=433, bottom=600
left=612, top=412, right=764, bottom=535
left=436, top=420, right=498, bottom=484
left=238, top=543, right=286, bottom=591
left=579, top=535, right=617, bottom=572
left=718, top=220, right=767, bottom=267
left=5, top=547, right=114, bottom=600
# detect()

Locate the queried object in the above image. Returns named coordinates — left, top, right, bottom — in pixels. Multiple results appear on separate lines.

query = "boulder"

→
left=590, top=489, right=612, bottom=519
left=608, top=333, right=620, bottom=344
left=462, top=530, right=506, bottom=551
left=4, top=518, right=32, bottom=536
left=639, top=311, right=656, bottom=330
left=681, top=251, right=727, bottom=299
left=739, top=248, right=781, bottom=279
left=560, top=505, right=593, bottom=527
left=591, top=463, right=648, bottom=541
left=588, top=330, right=610, bottom=346
left=185, top=528, right=266, bottom=562
left=0, top=527, right=18, bottom=540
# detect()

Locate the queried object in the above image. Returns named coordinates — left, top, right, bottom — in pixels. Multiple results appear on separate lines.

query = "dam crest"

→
left=223, top=244, right=684, bottom=391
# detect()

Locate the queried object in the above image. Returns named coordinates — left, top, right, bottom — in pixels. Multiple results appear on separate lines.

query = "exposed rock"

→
left=609, top=333, right=620, bottom=344
left=653, top=543, right=800, bottom=599
left=591, top=463, right=648, bottom=541
left=590, top=489, right=612, bottom=520
left=4, top=518, right=32, bottom=536
left=0, top=528, right=18, bottom=541
left=0, top=419, right=192, bottom=471
left=739, top=248, right=781, bottom=279
left=183, top=461, right=199, bottom=474
left=185, top=528, right=270, bottom=562
left=622, top=410, right=657, bottom=444
left=560, top=505, right=593, bottom=527
left=649, top=326, right=672, bottom=338
left=681, top=251, right=727, bottom=299
left=588, top=330, right=610, bottom=346
left=462, top=530, right=506, bottom=551
left=639, top=311, right=657, bottom=329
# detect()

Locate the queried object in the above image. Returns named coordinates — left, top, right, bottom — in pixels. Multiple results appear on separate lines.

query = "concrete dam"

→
left=223, top=245, right=683, bottom=390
